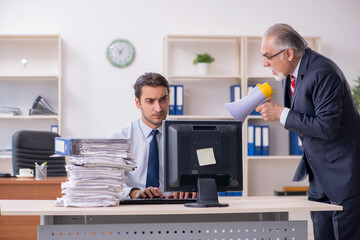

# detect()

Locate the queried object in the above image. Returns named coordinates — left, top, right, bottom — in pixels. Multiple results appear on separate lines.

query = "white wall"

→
left=1, top=0, right=359, bottom=137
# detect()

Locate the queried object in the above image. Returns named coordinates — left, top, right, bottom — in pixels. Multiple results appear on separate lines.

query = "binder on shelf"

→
left=283, top=186, right=308, bottom=192
left=169, top=85, right=176, bottom=115
left=51, top=125, right=59, bottom=134
left=247, top=125, right=255, bottom=156
left=175, top=85, right=184, bottom=115
left=248, top=85, right=261, bottom=116
left=261, top=125, right=269, bottom=155
left=274, top=190, right=308, bottom=196
left=232, top=192, right=242, bottom=196
left=29, top=95, right=57, bottom=115
left=0, top=106, right=21, bottom=116
left=230, top=85, right=241, bottom=102
left=289, top=131, right=303, bottom=155
left=218, top=192, right=242, bottom=197
left=254, top=125, right=262, bottom=155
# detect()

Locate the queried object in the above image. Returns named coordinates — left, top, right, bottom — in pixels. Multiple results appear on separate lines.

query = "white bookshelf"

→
left=0, top=35, right=62, bottom=150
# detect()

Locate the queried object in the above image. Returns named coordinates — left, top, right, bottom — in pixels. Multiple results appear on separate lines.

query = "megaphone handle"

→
left=255, top=98, right=268, bottom=108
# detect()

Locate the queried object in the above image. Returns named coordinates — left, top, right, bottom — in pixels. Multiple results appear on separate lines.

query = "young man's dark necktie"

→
left=146, top=130, right=159, bottom=187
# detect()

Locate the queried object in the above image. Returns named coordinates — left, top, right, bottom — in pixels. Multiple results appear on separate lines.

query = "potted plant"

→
left=193, top=53, right=215, bottom=75
left=352, top=73, right=360, bottom=113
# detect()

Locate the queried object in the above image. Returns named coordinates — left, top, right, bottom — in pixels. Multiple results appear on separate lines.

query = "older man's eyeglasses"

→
left=263, top=49, right=286, bottom=60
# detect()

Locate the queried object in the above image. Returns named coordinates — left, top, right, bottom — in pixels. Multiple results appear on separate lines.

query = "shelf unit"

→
left=163, top=35, right=321, bottom=198
left=0, top=35, right=62, bottom=151
left=164, top=35, right=243, bottom=118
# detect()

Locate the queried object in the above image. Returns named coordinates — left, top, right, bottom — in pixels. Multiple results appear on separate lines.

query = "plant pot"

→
left=197, top=62, right=210, bottom=75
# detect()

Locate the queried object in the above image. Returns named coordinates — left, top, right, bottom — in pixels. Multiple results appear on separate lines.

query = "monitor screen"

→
left=163, top=120, right=242, bottom=207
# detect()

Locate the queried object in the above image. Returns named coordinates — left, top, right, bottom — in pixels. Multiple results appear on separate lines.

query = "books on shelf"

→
left=51, top=125, right=59, bottom=134
left=283, top=186, right=309, bottom=192
left=289, top=131, right=303, bottom=155
left=274, top=190, right=308, bottom=196
left=168, top=85, right=184, bottom=115
left=274, top=186, right=309, bottom=196
left=218, top=191, right=242, bottom=197
left=248, top=125, right=269, bottom=156
left=29, top=95, right=57, bottom=115
left=248, top=85, right=261, bottom=116
left=230, top=84, right=241, bottom=102
left=54, top=137, right=136, bottom=207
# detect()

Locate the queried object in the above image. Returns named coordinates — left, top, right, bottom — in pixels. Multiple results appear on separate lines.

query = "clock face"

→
left=106, top=39, right=135, bottom=68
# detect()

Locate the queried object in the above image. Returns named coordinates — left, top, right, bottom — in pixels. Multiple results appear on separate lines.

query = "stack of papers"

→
left=29, top=95, right=57, bottom=115
left=0, top=106, right=20, bottom=116
left=54, top=138, right=136, bottom=207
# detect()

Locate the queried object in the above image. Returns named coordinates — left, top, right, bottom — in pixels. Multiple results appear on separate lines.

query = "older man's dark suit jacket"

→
left=284, top=48, right=360, bottom=202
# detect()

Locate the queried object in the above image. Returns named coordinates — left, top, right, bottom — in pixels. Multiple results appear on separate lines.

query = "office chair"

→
left=12, top=130, right=66, bottom=176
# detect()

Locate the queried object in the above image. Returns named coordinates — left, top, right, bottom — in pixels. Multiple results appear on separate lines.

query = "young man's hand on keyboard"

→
left=130, top=186, right=165, bottom=199
left=168, top=192, right=197, bottom=199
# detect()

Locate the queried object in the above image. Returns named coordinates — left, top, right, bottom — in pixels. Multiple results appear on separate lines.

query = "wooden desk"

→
left=0, top=197, right=342, bottom=240
left=0, top=177, right=67, bottom=240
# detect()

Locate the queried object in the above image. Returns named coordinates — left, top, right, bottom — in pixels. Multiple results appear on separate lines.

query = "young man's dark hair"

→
left=133, top=72, right=170, bottom=99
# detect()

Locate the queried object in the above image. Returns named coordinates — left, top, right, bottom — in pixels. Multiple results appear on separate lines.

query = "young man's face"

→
left=135, top=85, right=169, bottom=129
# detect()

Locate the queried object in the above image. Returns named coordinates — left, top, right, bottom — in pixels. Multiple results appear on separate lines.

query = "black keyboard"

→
left=120, top=198, right=197, bottom=205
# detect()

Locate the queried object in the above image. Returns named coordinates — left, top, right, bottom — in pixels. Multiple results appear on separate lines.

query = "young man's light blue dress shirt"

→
left=108, top=118, right=163, bottom=199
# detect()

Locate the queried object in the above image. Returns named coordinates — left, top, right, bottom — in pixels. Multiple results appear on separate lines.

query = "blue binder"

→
left=169, top=85, right=176, bottom=115
left=54, top=137, right=129, bottom=156
left=254, top=125, right=262, bottom=155
left=51, top=125, right=59, bottom=134
left=261, top=125, right=270, bottom=155
left=175, top=85, right=184, bottom=115
left=248, top=125, right=255, bottom=156
left=289, top=131, right=303, bottom=155
left=248, top=85, right=261, bottom=115
left=230, top=85, right=241, bottom=102
left=218, top=192, right=242, bottom=197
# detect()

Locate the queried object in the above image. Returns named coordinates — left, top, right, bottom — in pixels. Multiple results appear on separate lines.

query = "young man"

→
left=110, top=72, right=195, bottom=200
left=256, top=24, right=360, bottom=240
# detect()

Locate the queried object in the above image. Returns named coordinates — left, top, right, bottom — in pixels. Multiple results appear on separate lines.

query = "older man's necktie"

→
left=291, top=75, right=296, bottom=96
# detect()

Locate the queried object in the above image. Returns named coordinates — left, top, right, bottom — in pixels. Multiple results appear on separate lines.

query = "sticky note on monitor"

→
left=196, top=148, right=216, bottom=166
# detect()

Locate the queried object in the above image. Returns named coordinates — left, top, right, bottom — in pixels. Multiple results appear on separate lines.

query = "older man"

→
left=256, top=23, right=360, bottom=240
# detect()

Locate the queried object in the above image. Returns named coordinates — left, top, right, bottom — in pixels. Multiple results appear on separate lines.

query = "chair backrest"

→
left=12, top=130, right=66, bottom=176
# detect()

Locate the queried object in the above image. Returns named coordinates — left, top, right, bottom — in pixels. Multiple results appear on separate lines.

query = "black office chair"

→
left=12, top=130, right=67, bottom=176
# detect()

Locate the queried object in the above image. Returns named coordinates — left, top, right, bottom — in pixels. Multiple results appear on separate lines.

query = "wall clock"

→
left=106, top=39, right=135, bottom=68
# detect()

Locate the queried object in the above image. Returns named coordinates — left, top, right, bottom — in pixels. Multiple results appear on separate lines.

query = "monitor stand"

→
left=184, top=176, right=229, bottom=208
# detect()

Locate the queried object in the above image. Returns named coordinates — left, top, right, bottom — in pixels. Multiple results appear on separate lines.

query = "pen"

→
left=40, top=162, right=47, bottom=170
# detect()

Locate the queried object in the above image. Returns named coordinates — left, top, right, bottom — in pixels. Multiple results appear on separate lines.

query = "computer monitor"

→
left=163, top=120, right=242, bottom=207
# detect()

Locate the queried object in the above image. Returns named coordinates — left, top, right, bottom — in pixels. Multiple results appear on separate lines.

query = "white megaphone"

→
left=225, top=82, right=273, bottom=122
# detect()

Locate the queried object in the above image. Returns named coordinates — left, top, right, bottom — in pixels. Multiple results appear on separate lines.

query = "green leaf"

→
left=193, top=53, right=215, bottom=65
